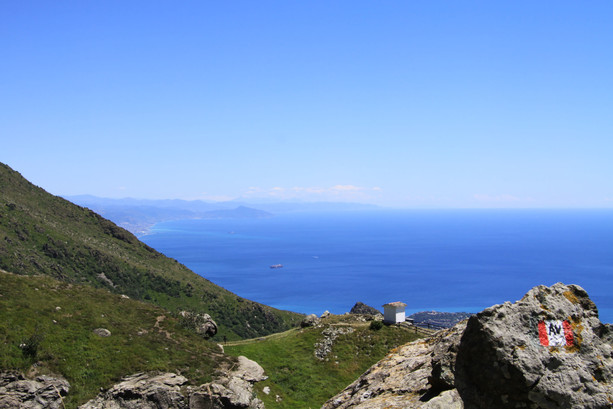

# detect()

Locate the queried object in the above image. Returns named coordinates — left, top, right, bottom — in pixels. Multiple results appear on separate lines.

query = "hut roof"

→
left=382, top=301, right=407, bottom=308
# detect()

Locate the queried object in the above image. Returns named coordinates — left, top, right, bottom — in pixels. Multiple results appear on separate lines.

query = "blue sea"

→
left=141, top=210, right=613, bottom=323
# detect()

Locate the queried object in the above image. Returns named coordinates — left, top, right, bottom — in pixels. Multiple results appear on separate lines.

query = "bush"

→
left=369, top=320, right=384, bottom=331
left=20, top=331, right=44, bottom=359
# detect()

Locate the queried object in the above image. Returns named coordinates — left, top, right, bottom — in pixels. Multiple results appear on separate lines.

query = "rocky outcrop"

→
left=455, top=283, right=612, bottom=408
left=190, top=356, right=266, bottom=409
left=323, top=283, right=613, bottom=409
left=321, top=323, right=465, bottom=408
left=350, top=302, right=383, bottom=317
left=179, top=311, right=218, bottom=338
left=0, top=371, right=70, bottom=409
left=314, top=326, right=355, bottom=361
left=79, top=372, right=188, bottom=409
left=301, top=314, right=321, bottom=328
left=79, top=356, right=266, bottom=409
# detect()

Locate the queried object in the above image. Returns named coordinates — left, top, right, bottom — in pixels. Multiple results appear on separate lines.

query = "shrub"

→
left=20, top=331, right=44, bottom=359
left=369, top=320, right=384, bottom=331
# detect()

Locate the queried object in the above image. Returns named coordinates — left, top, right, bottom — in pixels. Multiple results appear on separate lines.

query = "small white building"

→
left=382, top=301, right=407, bottom=324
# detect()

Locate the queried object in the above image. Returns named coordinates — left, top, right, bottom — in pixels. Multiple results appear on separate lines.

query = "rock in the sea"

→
left=0, top=371, right=70, bottom=409
left=179, top=310, right=217, bottom=338
left=323, top=283, right=613, bottom=409
left=350, top=302, right=383, bottom=317
left=301, top=313, right=321, bottom=328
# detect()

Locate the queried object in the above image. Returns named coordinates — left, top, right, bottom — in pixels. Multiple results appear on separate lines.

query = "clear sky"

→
left=2, top=1, right=612, bottom=208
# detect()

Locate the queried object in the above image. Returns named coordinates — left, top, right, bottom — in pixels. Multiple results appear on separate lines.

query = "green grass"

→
left=225, top=319, right=423, bottom=409
left=0, top=162, right=303, bottom=340
left=0, top=270, right=232, bottom=408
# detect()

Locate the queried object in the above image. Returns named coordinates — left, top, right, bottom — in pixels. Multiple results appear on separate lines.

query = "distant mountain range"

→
left=66, top=195, right=379, bottom=235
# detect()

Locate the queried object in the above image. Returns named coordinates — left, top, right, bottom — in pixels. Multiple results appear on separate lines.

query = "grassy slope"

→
left=0, top=162, right=302, bottom=340
left=0, top=270, right=233, bottom=408
left=225, top=317, right=424, bottom=409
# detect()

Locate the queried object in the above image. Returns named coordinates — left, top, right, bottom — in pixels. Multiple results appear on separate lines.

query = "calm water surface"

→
left=141, top=210, right=613, bottom=323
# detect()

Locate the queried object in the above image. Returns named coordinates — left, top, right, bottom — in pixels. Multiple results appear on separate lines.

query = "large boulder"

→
left=179, top=311, right=217, bottom=339
left=455, top=283, right=613, bottom=408
left=190, top=356, right=266, bottom=408
left=323, top=283, right=613, bottom=409
left=0, top=372, right=70, bottom=409
left=301, top=314, right=321, bottom=328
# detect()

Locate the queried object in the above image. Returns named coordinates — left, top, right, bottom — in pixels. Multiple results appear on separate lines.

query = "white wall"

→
left=384, top=306, right=405, bottom=323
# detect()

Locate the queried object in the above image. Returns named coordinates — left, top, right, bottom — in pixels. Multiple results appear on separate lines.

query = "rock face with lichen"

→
left=79, top=356, right=266, bottom=409
left=0, top=372, right=70, bottom=409
left=190, top=356, right=266, bottom=409
left=78, top=372, right=188, bottom=409
left=455, top=283, right=612, bottom=408
left=322, top=283, right=613, bottom=409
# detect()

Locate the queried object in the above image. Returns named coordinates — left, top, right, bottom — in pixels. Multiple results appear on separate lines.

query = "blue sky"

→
left=2, top=1, right=612, bottom=207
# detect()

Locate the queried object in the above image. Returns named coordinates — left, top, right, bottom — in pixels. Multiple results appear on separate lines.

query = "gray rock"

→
left=179, top=311, right=218, bottom=339
left=79, top=372, right=188, bottom=409
left=421, top=389, right=463, bottom=409
left=321, top=331, right=438, bottom=408
left=190, top=378, right=260, bottom=409
left=301, top=314, right=321, bottom=328
left=190, top=356, right=265, bottom=408
left=427, top=321, right=466, bottom=392
left=0, top=371, right=70, bottom=409
left=455, top=282, right=613, bottom=409
left=321, top=311, right=331, bottom=319
left=322, top=283, right=613, bottom=409
left=93, top=328, right=111, bottom=337
left=231, top=356, right=267, bottom=383
left=80, top=357, right=266, bottom=409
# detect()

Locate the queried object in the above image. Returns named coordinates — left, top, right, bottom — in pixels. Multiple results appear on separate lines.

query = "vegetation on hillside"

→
left=0, top=270, right=233, bottom=408
left=225, top=315, right=424, bottom=408
left=0, top=162, right=302, bottom=340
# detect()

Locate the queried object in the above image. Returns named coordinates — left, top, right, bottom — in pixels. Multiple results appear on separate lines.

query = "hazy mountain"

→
left=66, top=195, right=379, bottom=235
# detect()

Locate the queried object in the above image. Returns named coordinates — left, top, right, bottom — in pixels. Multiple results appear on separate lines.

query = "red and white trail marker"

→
left=538, top=320, right=574, bottom=347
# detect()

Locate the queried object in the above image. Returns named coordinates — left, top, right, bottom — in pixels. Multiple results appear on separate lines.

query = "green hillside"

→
left=0, top=162, right=302, bottom=340
left=225, top=315, right=424, bottom=408
left=0, top=270, right=231, bottom=408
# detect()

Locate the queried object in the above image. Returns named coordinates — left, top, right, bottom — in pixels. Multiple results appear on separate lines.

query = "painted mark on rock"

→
left=538, top=320, right=574, bottom=347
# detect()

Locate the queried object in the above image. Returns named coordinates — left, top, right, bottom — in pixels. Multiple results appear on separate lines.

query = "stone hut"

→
left=382, top=301, right=407, bottom=324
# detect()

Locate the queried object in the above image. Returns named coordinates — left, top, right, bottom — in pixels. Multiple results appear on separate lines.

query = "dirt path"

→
left=223, top=327, right=301, bottom=347
left=223, top=321, right=431, bottom=347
